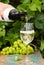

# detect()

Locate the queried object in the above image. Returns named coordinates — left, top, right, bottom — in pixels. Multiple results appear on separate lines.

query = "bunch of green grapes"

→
left=1, top=39, right=34, bottom=55
left=13, top=39, right=34, bottom=54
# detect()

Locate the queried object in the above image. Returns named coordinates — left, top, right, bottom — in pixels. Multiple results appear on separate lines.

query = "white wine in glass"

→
left=20, top=30, right=34, bottom=45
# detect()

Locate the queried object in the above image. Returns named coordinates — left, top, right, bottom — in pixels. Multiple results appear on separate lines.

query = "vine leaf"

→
left=29, top=0, right=41, bottom=11
left=40, top=40, right=44, bottom=51
left=0, top=0, right=9, bottom=4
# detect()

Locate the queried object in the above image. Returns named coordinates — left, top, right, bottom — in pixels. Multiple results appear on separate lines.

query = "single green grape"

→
left=19, top=44, right=25, bottom=48
left=13, top=41, right=18, bottom=45
left=8, top=47, right=14, bottom=54
left=14, top=56, right=18, bottom=61
left=14, top=56, right=23, bottom=61
left=13, top=44, right=18, bottom=48
left=19, top=49, right=22, bottom=54
left=17, top=39, right=22, bottom=43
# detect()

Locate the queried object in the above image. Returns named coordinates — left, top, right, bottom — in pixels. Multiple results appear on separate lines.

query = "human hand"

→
left=0, top=2, right=14, bottom=21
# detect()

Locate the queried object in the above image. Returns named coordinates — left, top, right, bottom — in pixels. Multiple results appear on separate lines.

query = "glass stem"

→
left=24, top=44, right=30, bottom=65
left=26, top=44, right=29, bottom=60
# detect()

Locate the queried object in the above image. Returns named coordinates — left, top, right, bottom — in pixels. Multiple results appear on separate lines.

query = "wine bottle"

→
left=0, top=8, right=25, bottom=22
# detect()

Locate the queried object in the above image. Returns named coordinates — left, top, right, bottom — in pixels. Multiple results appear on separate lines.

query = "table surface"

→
left=0, top=52, right=44, bottom=65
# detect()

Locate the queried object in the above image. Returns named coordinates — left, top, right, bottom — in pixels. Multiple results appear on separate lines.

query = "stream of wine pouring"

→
left=25, top=16, right=28, bottom=31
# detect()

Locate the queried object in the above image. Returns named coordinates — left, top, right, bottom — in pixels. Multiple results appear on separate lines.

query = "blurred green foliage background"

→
left=0, top=0, right=44, bottom=57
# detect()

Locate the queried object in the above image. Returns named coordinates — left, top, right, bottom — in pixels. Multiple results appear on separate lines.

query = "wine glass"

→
left=20, top=22, right=35, bottom=64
